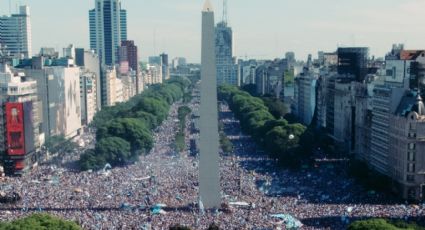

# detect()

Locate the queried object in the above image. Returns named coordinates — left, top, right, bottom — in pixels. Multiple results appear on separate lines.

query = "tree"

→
left=95, top=137, right=131, bottom=166
left=97, top=118, right=153, bottom=155
left=0, top=213, right=82, bottom=230
left=262, top=97, right=288, bottom=119
left=79, top=149, right=106, bottom=171
left=348, top=219, right=399, bottom=230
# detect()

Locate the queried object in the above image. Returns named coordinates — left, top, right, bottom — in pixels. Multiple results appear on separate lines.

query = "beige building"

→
left=104, top=67, right=123, bottom=106
left=389, top=93, right=425, bottom=201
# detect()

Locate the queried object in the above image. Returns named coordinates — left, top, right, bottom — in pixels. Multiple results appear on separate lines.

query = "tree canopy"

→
left=80, top=77, right=191, bottom=170
left=0, top=214, right=82, bottom=230
left=218, top=85, right=308, bottom=168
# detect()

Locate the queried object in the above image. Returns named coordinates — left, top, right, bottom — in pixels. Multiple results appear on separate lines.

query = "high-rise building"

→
left=160, top=53, right=170, bottom=81
left=0, top=63, right=42, bottom=175
left=119, top=40, right=140, bottom=93
left=89, top=0, right=127, bottom=66
left=199, top=0, right=221, bottom=209
left=75, top=49, right=102, bottom=110
left=293, top=63, right=318, bottom=125
left=215, top=19, right=237, bottom=85
left=0, top=6, right=32, bottom=59
left=337, top=47, right=369, bottom=82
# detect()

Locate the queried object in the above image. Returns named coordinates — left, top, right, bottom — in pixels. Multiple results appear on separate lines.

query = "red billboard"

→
left=6, top=103, right=25, bottom=156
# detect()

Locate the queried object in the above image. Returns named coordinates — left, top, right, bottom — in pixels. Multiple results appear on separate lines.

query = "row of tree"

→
left=79, top=77, right=191, bottom=170
left=174, top=106, right=192, bottom=152
left=348, top=218, right=425, bottom=230
left=218, top=85, right=312, bottom=168
left=0, top=214, right=82, bottom=230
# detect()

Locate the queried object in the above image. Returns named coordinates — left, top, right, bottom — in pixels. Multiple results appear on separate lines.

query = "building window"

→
left=407, top=175, right=415, bottom=182
left=408, top=163, right=415, bottom=173
left=408, top=143, right=416, bottom=150
left=408, top=132, right=417, bottom=138
left=408, top=152, right=416, bottom=161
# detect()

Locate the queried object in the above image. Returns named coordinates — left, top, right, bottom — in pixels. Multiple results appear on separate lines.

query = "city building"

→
left=255, top=59, right=287, bottom=98
left=119, top=40, right=140, bottom=93
left=238, top=59, right=257, bottom=85
left=75, top=49, right=101, bottom=110
left=89, top=0, right=127, bottom=66
left=0, top=6, right=32, bottom=59
left=293, top=61, right=318, bottom=125
left=160, top=53, right=170, bottom=81
left=39, top=47, right=58, bottom=59
left=144, top=64, right=162, bottom=85
left=80, top=71, right=97, bottom=125
left=104, top=66, right=123, bottom=106
left=337, top=47, right=369, bottom=82
left=23, top=63, right=82, bottom=139
left=63, top=44, right=76, bottom=59
left=172, top=57, right=187, bottom=69
left=0, top=63, right=42, bottom=175
left=215, top=21, right=237, bottom=86
left=389, top=92, right=425, bottom=201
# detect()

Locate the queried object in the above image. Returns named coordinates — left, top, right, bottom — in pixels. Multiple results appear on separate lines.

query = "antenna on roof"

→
left=222, top=0, right=228, bottom=25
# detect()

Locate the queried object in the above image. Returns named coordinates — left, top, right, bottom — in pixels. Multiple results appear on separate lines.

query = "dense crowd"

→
left=0, top=97, right=423, bottom=230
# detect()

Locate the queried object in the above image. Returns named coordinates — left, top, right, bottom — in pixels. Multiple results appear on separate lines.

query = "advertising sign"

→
left=6, top=103, right=25, bottom=156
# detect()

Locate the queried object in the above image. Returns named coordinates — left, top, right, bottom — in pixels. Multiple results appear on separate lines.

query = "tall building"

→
left=389, top=92, right=425, bottom=201
left=293, top=63, right=318, bottom=125
left=199, top=0, right=221, bottom=209
left=119, top=40, right=140, bottom=93
left=160, top=53, right=170, bottom=81
left=0, top=6, right=32, bottom=58
left=337, top=47, right=369, bottom=82
left=89, top=0, right=127, bottom=66
left=75, top=49, right=101, bottom=110
left=215, top=18, right=237, bottom=85
left=0, top=63, right=41, bottom=175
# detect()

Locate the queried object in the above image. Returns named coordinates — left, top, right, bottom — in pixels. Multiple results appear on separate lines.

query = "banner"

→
left=6, top=103, right=25, bottom=156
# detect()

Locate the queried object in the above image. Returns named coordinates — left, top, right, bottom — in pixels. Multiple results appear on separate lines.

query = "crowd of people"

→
left=0, top=94, right=423, bottom=230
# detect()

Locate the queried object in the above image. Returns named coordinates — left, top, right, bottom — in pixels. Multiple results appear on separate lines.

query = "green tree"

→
left=79, top=149, right=106, bottom=171
left=348, top=219, right=400, bottom=230
left=262, top=97, right=288, bottom=119
left=0, top=214, right=82, bottom=230
left=97, top=118, right=153, bottom=155
left=95, top=137, right=131, bottom=166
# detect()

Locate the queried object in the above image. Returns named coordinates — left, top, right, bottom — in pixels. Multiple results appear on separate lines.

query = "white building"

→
left=144, top=64, right=163, bottom=85
left=0, top=6, right=32, bottom=58
left=293, top=66, right=318, bottom=125
left=25, top=66, right=82, bottom=138
left=80, top=71, right=97, bottom=125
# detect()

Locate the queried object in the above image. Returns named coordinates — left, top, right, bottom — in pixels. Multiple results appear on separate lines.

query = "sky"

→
left=1, top=0, right=425, bottom=63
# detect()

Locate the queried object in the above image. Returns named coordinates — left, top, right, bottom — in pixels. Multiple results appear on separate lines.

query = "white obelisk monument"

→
left=199, top=0, right=221, bottom=209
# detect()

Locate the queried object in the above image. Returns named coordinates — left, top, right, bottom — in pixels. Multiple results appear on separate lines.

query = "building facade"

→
left=0, top=63, right=41, bottom=175
left=89, top=0, right=127, bottom=66
left=0, top=6, right=32, bottom=59
left=215, top=21, right=237, bottom=86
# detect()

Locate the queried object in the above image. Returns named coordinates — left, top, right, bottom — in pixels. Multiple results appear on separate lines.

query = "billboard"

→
left=23, top=101, right=36, bottom=154
left=6, top=103, right=25, bottom=156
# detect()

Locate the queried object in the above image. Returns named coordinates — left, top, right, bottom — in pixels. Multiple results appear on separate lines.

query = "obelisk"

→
left=199, top=0, right=221, bottom=209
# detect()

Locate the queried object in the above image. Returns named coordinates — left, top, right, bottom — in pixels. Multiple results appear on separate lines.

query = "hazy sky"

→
left=1, top=0, right=424, bottom=62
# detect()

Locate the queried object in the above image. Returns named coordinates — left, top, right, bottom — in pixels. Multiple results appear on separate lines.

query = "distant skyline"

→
left=1, top=0, right=424, bottom=62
